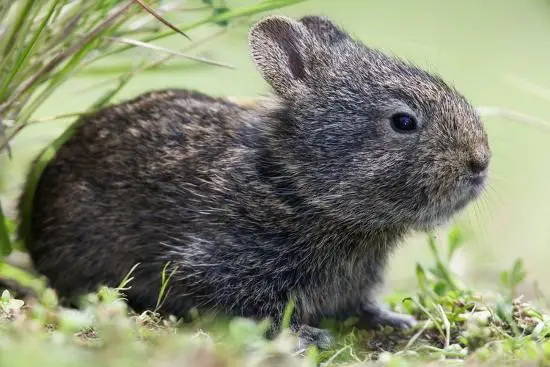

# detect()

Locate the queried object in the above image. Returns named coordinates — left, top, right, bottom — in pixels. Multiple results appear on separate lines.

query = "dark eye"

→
left=390, top=113, right=418, bottom=133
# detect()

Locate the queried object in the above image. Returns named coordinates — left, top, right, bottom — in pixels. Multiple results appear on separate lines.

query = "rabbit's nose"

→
left=468, top=152, right=490, bottom=174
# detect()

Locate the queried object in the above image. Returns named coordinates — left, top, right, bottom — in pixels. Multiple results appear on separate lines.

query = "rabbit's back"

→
left=22, top=89, right=252, bottom=302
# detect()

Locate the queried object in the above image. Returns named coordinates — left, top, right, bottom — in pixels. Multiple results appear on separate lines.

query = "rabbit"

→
left=18, top=15, right=491, bottom=349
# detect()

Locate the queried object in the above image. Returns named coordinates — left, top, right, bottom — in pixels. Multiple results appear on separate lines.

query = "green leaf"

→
left=155, top=261, right=178, bottom=312
left=0, top=201, right=12, bottom=258
left=0, top=261, right=45, bottom=294
left=1, top=289, right=10, bottom=303
left=510, top=258, right=527, bottom=287
left=500, top=270, right=510, bottom=288
left=425, top=233, right=461, bottom=291
left=212, top=7, right=230, bottom=26
left=495, top=297, right=521, bottom=337
left=500, top=258, right=527, bottom=296
left=117, top=263, right=140, bottom=290
left=447, top=226, right=464, bottom=261
left=427, top=232, right=439, bottom=259
left=416, top=263, right=429, bottom=294
left=89, top=71, right=134, bottom=110
left=434, top=280, right=448, bottom=296
left=281, top=294, right=296, bottom=330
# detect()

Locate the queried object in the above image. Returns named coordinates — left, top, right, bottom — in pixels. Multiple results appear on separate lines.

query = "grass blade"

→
left=476, top=106, right=550, bottom=133
left=1, top=1, right=135, bottom=149
left=76, top=26, right=229, bottom=93
left=131, top=0, right=191, bottom=40
left=0, top=202, right=12, bottom=258
left=0, top=1, right=135, bottom=122
left=0, top=1, right=58, bottom=100
left=281, top=295, right=296, bottom=330
left=155, top=261, right=178, bottom=312
left=0, top=0, right=35, bottom=67
left=89, top=71, right=135, bottom=110
left=105, top=36, right=235, bottom=69
left=89, top=0, right=306, bottom=63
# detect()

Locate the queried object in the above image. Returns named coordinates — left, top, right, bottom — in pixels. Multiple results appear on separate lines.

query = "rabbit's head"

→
left=249, top=15, right=490, bottom=230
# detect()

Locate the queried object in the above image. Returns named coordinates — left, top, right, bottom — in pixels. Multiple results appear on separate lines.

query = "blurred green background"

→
left=1, top=0, right=549, bottom=296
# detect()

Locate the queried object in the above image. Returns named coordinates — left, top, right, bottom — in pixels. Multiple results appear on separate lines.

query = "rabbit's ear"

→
left=299, top=15, right=349, bottom=45
left=249, top=16, right=313, bottom=98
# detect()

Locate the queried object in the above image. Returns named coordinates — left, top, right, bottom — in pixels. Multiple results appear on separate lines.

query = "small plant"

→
left=309, top=228, right=550, bottom=365
left=155, top=261, right=178, bottom=312
left=500, top=258, right=527, bottom=299
left=0, top=290, right=25, bottom=321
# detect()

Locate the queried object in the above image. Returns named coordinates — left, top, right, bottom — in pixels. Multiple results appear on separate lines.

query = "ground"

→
left=2, top=228, right=550, bottom=367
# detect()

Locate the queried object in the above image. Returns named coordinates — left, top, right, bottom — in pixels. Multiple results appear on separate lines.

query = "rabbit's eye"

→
left=390, top=113, right=417, bottom=133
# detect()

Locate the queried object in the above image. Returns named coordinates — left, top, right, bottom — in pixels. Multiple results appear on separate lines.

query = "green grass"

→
left=2, top=228, right=550, bottom=366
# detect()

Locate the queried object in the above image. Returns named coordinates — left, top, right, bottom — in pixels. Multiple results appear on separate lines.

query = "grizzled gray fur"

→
left=19, top=15, right=491, bottom=349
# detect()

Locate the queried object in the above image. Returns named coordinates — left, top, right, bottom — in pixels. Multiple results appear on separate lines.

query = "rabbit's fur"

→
left=19, top=15, right=490, bottom=348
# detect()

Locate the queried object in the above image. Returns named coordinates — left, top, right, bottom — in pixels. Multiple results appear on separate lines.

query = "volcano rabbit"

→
left=19, top=15, right=490, bottom=348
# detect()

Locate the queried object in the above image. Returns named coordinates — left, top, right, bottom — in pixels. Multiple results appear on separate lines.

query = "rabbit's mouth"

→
left=464, top=171, right=488, bottom=200
left=467, top=171, right=488, bottom=194
left=451, top=172, right=488, bottom=212
left=414, top=172, right=488, bottom=230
